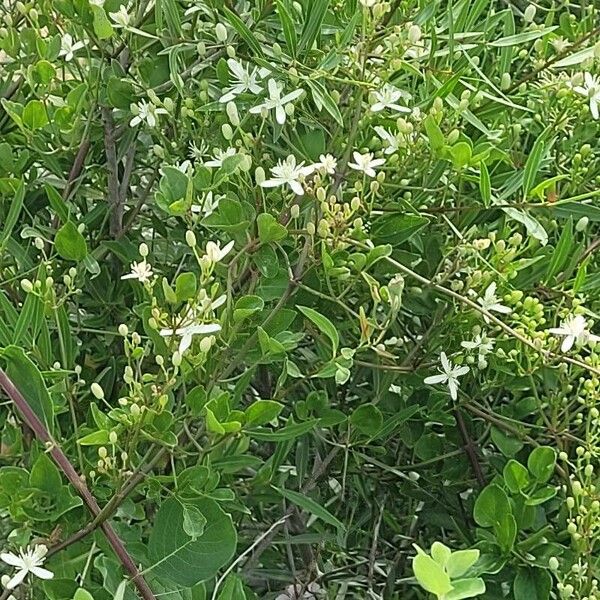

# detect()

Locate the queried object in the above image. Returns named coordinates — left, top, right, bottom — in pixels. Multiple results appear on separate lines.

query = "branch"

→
left=101, top=107, right=124, bottom=238
left=0, top=368, right=157, bottom=600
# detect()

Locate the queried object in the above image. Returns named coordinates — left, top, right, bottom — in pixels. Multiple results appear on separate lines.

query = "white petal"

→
left=364, top=167, right=376, bottom=177
left=448, top=380, right=458, bottom=400
left=561, top=336, right=575, bottom=352
left=424, top=374, right=447, bottom=385
left=275, top=105, right=286, bottom=124
left=30, top=567, right=53, bottom=580
left=289, top=180, right=304, bottom=195
left=261, top=179, right=283, bottom=188
left=440, top=352, right=451, bottom=372
left=0, top=554, right=23, bottom=568
left=280, top=88, right=303, bottom=104
left=159, top=328, right=174, bottom=337
left=370, top=102, right=384, bottom=112
left=548, top=327, right=567, bottom=335
left=490, top=304, right=511, bottom=314
left=591, top=100, right=599, bottom=120
left=454, top=366, right=469, bottom=377
left=179, top=333, right=193, bottom=354
left=249, top=103, right=265, bottom=114
left=6, top=569, right=27, bottom=589
left=220, top=240, right=235, bottom=258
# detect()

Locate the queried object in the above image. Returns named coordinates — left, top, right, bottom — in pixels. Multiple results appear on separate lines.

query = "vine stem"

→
left=0, top=368, right=157, bottom=600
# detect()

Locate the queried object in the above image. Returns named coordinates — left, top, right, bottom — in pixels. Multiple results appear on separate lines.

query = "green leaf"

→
left=503, top=459, right=530, bottom=493
left=233, top=295, right=264, bottom=322
left=148, top=497, right=237, bottom=586
left=522, top=130, right=549, bottom=197
left=30, top=452, right=62, bottom=493
left=431, top=541, right=451, bottom=567
left=494, top=512, right=517, bottom=552
left=446, top=549, right=480, bottom=578
left=371, top=214, right=429, bottom=246
left=276, top=0, right=297, bottom=57
left=514, top=567, right=552, bottom=600
left=250, top=418, right=319, bottom=441
left=175, top=272, right=197, bottom=301
left=490, top=27, right=557, bottom=47
left=449, top=142, right=472, bottom=170
left=473, top=483, right=511, bottom=528
left=77, top=430, right=111, bottom=445
left=1, top=346, right=54, bottom=434
left=222, top=6, right=263, bottom=56
left=0, top=180, right=24, bottom=245
left=423, top=114, right=445, bottom=153
left=91, top=5, right=114, bottom=39
left=45, top=184, right=69, bottom=223
left=298, top=305, right=339, bottom=356
left=412, top=547, right=453, bottom=596
left=500, top=205, right=548, bottom=246
left=182, top=503, right=207, bottom=539
left=205, top=407, right=226, bottom=435
left=527, top=446, right=556, bottom=483
left=55, top=221, right=88, bottom=261
left=298, top=0, right=330, bottom=54
left=349, top=404, right=383, bottom=437
left=545, top=217, right=573, bottom=283
left=22, top=100, right=49, bottom=130
left=445, top=578, right=486, bottom=600
left=276, top=487, right=346, bottom=532
left=107, top=77, right=135, bottom=109
left=307, top=79, right=343, bottom=126
left=217, top=574, right=246, bottom=600
left=73, top=589, right=95, bottom=600
left=245, top=399, right=283, bottom=426
left=479, top=162, right=491, bottom=207
left=257, top=213, right=288, bottom=243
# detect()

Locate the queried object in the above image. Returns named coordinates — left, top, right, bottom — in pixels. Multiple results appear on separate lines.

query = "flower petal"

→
left=0, top=554, right=23, bottom=568
left=6, top=569, right=27, bottom=590
left=424, top=374, right=447, bottom=385
left=30, top=567, right=53, bottom=580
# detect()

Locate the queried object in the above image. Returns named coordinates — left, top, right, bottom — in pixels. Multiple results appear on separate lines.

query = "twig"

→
left=101, top=107, right=123, bottom=238
left=454, top=408, right=486, bottom=487
left=0, top=368, right=157, bottom=600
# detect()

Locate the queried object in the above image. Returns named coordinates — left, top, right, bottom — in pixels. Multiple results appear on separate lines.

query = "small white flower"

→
left=548, top=314, right=600, bottom=352
left=374, top=126, right=400, bottom=155
left=129, top=100, right=168, bottom=128
left=477, top=282, right=511, bottom=322
left=191, top=191, right=221, bottom=218
left=358, top=0, right=377, bottom=7
left=573, top=72, right=600, bottom=120
left=160, top=322, right=221, bottom=354
left=370, top=83, right=411, bottom=113
left=276, top=582, right=322, bottom=600
left=109, top=5, right=130, bottom=27
left=219, top=59, right=269, bottom=103
left=204, top=147, right=236, bottom=168
left=347, top=151, right=385, bottom=177
left=204, top=240, right=235, bottom=264
left=461, top=334, right=494, bottom=355
left=424, top=352, right=469, bottom=401
left=249, top=79, right=303, bottom=125
left=0, top=545, right=53, bottom=590
left=261, top=155, right=314, bottom=196
left=121, top=260, right=153, bottom=283
left=189, top=141, right=209, bottom=161
left=59, top=34, right=86, bottom=62
left=312, top=153, right=337, bottom=174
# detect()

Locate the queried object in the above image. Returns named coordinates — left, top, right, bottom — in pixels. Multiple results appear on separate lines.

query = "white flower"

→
left=573, top=72, right=600, bottom=120
left=548, top=314, right=600, bottom=352
left=109, top=5, right=130, bottom=27
left=0, top=545, right=53, bottom=590
left=249, top=79, right=303, bottom=125
left=121, top=260, right=153, bottom=283
left=160, top=322, right=221, bottom=354
left=204, top=147, right=236, bottom=168
left=129, top=100, right=168, bottom=128
left=312, top=153, right=337, bottom=174
left=191, top=191, right=221, bottom=218
left=189, top=140, right=209, bottom=161
left=370, top=84, right=411, bottom=113
left=261, top=155, right=314, bottom=196
left=477, top=282, right=511, bottom=322
left=204, top=240, right=235, bottom=264
left=347, top=151, right=385, bottom=177
left=461, top=334, right=494, bottom=355
left=275, top=582, right=322, bottom=600
left=374, top=126, right=399, bottom=155
left=219, top=59, right=269, bottom=103
left=59, top=34, right=86, bottom=62
left=358, top=0, right=377, bottom=6
left=424, top=352, right=469, bottom=401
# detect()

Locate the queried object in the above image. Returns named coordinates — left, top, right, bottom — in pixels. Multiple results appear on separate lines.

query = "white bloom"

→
left=121, top=260, right=153, bottom=283
left=573, top=72, right=600, bottom=120
left=548, top=314, right=600, bottom=352
left=129, top=100, right=168, bottom=128
left=477, top=282, right=511, bottom=322
left=424, top=352, right=469, bottom=401
left=160, top=322, right=221, bottom=354
left=358, top=0, right=377, bottom=6
left=370, top=84, right=411, bottom=113
left=276, top=582, right=322, bottom=600
left=59, top=34, right=86, bottom=62
left=261, top=155, right=314, bottom=196
left=1, top=545, right=53, bottom=590
left=461, top=334, right=494, bottom=355
left=347, top=151, right=385, bottom=177
left=205, top=240, right=235, bottom=264
left=191, top=191, right=221, bottom=218
left=249, top=79, right=303, bottom=125
left=109, top=5, right=130, bottom=27
left=204, top=147, right=236, bottom=168
left=374, top=126, right=399, bottom=155
left=312, top=153, right=337, bottom=174
left=189, top=140, right=209, bottom=161
left=219, top=59, right=269, bottom=103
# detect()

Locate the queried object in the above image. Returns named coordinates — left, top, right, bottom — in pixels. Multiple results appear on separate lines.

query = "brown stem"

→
left=0, top=368, right=157, bottom=600
left=101, top=107, right=123, bottom=238
left=454, top=408, right=486, bottom=487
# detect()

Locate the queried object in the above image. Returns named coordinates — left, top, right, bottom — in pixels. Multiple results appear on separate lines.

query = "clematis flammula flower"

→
left=59, top=34, right=86, bottom=62
left=312, top=154, right=337, bottom=174
left=348, top=151, right=385, bottom=177
left=204, top=147, right=236, bottom=168
left=191, top=191, right=221, bottom=218
left=548, top=314, right=600, bottom=352
left=1, top=544, right=53, bottom=590
left=261, top=155, right=314, bottom=196
left=424, top=352, right=469, bottom=401
left=573, top=72, right=600, bottom=120
left=219, top=59, right=269, bottom=103
left=109, top=5, right=131, bottom=27
left=121, top=260, right=153, bottom=283
left=370, top=83, right=411, bottom=113
left=374, top=126, right=400, bottom=155
left=249, top=79, right=303, bottom=125
left=204, top=240, right=235, bottom=265
left=477, top=282, right=511, bottom=322
left=129, top=100, right=167, bottom=128
left=160, top=322, right=221, bottom=354
left=275, top=582, right=322, bottom=600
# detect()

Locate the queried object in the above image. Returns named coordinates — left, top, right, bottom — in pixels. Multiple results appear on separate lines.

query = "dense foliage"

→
left=1, top=0, right=600, bottom=598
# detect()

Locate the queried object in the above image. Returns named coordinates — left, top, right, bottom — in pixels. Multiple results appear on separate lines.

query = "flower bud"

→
left=139, top=242, right=149, bottom=257
left=523, top=4, right=536, bottom=22
left=226, top=101, right=239, bottom=126
left=109, top=431, right=118, bottom=444
left=118, top=323, right=129, bottom=336
left=576, top=216, right=589, bottom=232
left=185, top=230, right=197, bottom=247
left=215, top=23, right=228, bottom=42
left=21, top=279, right=34, bottom=293
left=91, top=383, right=105, bottom=400
left=255, top=166, right=265, bottom=185
left=290, top=204, right=300, bottom=219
